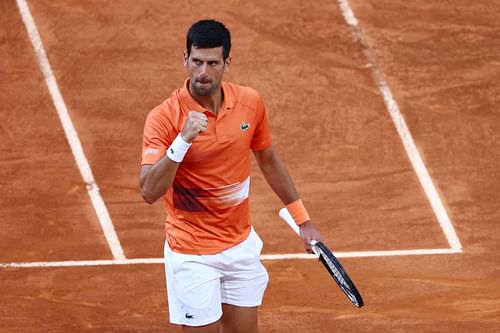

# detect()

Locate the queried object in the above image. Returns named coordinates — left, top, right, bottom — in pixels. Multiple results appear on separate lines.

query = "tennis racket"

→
left=279, top=208, right=364, bottom=308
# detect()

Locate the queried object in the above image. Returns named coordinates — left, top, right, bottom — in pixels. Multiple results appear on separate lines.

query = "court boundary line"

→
left=337, top=0, right=462, bottom=251
left=16, top=0, right=125, bottom=260
left=0, top=248, right=462, bottom=268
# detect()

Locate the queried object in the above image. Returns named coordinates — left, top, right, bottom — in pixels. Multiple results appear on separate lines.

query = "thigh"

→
left=220, top=228, right=269, bottom=307
left=220, top=304, right=259, bottom=333
left=164, top=242, right=223, bottom=327
left=182, top=321, right=220, bottom=333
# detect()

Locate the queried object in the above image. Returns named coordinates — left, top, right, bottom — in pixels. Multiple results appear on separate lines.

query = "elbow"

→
left=142, top=196, right=156, bottom=205
left=141, top=189, right=159, bottom=205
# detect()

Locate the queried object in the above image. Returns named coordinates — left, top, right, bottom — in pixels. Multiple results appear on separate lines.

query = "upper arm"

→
left=141, top=105, right=177, bottom=166
left=253, top=144, right=277, bottom=167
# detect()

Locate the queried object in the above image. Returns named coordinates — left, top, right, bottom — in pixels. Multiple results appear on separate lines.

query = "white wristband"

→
left=166, top=134, right=192, bottom=163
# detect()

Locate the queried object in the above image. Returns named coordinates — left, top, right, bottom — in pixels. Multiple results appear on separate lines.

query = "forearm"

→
left=255, top=146, right=299, bottom=205
left=140, top=131, right=196, bottom=204
left=140, top=156, right=179, bottom=204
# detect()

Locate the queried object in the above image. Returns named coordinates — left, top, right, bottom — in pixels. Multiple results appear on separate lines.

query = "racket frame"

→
left=278, top=207, right=364, bottom=308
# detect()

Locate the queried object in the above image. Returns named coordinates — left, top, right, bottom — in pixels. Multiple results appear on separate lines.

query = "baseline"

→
left=0, top=248, right=462, bottom=269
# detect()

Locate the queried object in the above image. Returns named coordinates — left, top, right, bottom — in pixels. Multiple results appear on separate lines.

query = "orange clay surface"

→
left=1, top=0, right=499, bottom=332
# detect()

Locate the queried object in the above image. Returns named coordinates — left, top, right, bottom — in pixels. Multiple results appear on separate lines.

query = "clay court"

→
left=1, top=0, right=499, bottom=332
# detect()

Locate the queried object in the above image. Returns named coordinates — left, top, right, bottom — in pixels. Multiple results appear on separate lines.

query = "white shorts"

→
left=163, top=227, right=269, bottom=327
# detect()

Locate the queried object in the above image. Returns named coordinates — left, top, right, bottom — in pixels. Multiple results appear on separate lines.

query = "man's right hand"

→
left=181, top=111, right=208, bottom=143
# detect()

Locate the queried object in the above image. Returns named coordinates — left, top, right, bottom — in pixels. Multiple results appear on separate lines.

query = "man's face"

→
left=184, top=46, right=229, bottom=97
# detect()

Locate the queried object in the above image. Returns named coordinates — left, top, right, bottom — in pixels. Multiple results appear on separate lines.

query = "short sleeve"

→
left=141, top=105, right=175, bottom=165
left=250, top=96, right=273, bottom=152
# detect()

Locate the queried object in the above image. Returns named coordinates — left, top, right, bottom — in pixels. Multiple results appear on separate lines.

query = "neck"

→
left=190, top=87, right=222, bottom=115
left=198, top=93, right=221, bottom=115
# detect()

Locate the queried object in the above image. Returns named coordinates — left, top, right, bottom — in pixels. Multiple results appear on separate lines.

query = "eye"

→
left=193, top=60, right=202, bottom=66
left=208, top=61, right=218, bottom=66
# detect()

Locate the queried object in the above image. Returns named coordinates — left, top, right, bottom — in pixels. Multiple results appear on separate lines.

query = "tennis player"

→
left=139, top=19, right=324, bottom=333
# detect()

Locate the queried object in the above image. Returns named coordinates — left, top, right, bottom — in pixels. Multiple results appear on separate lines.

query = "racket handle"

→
left=279, top=207, right=300, bottom=236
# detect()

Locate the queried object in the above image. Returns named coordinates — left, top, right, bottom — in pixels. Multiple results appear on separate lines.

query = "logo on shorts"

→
left=240, top=122, right=251, bottom=131
left=185, top=313, right=194, bottom=319
left=170, top=148, right=174, bottom=154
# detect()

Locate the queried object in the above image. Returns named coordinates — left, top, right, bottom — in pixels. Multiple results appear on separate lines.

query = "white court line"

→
left=16, top=0, right=125, bottom=259
left=0, top=248, right=462, bottom=268
left=3, top=1, right=463, bottom=270
left=337, top=0, right=462, bottom=251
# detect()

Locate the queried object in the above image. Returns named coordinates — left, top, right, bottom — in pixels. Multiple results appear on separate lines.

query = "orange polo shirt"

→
left=141, top=80, right=272, bottom=254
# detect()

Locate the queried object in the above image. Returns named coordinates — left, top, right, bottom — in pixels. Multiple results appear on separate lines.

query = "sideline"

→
left=337, top=0, right=463, bottom=251
left=16, top=0, right=125, bottom=259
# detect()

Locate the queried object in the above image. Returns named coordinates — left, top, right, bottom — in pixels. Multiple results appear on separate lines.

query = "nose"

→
left=199, top=63, right=209, bottom=76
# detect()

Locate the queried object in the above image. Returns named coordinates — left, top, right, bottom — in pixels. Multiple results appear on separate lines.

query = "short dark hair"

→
left=186, top=19, right=231, bottom=60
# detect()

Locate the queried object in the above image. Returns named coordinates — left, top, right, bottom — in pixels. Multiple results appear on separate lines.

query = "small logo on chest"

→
left=240, top=122, right=251, bottom=131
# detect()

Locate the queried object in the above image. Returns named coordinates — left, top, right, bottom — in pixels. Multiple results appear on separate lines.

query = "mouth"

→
left=195, top=80, right=212, bottom=89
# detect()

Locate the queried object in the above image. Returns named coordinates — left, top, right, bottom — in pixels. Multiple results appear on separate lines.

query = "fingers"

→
left=181, top=111, right=209, bottom=142
left=190, top=111, right=208, bottom=132
left=302, top=237, right=313, bottom=253
left=299, top=221, right=324, bottom=254
left=198, top=115, right=209, bottom=132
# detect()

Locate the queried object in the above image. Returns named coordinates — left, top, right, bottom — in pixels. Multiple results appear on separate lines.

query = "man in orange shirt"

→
left=140, top=19, right=324, bottom=333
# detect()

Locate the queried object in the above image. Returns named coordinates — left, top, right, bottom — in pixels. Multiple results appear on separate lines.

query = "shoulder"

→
left=223, top=82, right=264, bottom=107
left=146, top=91, right=183, bottom=124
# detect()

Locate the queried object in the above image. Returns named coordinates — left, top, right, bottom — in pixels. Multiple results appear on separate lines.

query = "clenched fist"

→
left=181, top=111, right=208, bottom=143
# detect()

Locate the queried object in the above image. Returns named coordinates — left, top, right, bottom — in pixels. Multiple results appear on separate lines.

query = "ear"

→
left=223, top=56, right=231, bottom=72
left=183, top=50, right=189, bottom=67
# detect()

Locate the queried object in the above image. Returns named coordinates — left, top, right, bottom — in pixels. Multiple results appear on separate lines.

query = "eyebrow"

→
left=191, top=56, right=221, bottom=63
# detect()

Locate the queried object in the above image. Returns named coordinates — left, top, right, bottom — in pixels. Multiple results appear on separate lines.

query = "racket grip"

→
left=279, top=207, right=301, bottom=236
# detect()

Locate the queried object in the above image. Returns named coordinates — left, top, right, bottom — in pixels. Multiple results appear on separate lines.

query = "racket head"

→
left=313, top=241, right=364, bottom=308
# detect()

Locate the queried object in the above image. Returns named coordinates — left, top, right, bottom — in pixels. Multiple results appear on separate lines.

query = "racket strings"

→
left=317, top=246, right=348, bottom=286
left=315, top=242, right=364, bottom=308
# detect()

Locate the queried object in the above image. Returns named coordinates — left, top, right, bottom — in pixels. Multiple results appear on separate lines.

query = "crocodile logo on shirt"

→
left=185, top=313, right=194, bottom=319
left=240, top=122, right=251, bottom=131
